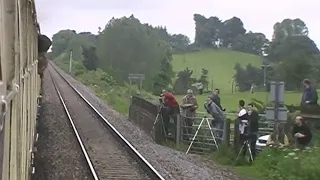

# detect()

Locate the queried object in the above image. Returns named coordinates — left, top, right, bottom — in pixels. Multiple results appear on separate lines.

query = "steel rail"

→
left=49, top=62, right=165, bottom=180
left=48, top=70, right=99, bottom=180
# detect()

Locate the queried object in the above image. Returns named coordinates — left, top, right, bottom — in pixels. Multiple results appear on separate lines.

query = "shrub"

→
left=253, top=145, right=320, bottom=180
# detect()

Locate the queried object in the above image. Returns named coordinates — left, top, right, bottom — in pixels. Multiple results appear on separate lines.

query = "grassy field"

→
left=172, top=49, right=263, bottom=91
left=176, top=91, right=302, bottom=113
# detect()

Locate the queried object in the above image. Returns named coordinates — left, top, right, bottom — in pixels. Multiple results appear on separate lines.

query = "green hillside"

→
left=172, top=49, right=263, bottom=92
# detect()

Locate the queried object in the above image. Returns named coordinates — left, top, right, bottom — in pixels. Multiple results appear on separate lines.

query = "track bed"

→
left=48, top=64, right=163, bottom=180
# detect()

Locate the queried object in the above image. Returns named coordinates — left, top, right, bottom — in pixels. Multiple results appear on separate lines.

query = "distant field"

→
left=176, top=91, right=302, bottom=113
left=172, top=49, right=263, bottom=92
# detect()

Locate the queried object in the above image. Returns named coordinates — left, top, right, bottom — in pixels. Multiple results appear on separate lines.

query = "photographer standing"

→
left=159, top=90, right=179, bottom=136
left=301, top=79, right=318, bottom=105
left=181, top=89, right=198, bottom=139
left=247, top=103, right=259, bottom=160
left=210, top=89, right=225, bottom=111
left=237, top=108, right=250, bottom=158
left=238, top=108, right=249, bottom=140
left=204, top=97, right=225, bottom=139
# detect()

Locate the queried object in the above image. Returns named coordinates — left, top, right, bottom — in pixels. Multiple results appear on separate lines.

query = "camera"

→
left=239, top=119, right=250, bottom=135
left=158, top=94, right=164, bottom=104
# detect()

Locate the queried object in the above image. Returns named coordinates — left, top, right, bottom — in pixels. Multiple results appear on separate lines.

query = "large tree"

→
left=96, top=15, right=173, bottom=90
left=82, top=45, right=98, bottom=71
left=266, top=18, right=319, bottom=90
left=51, top=30, right=97, bottom=62
left=272, top=18, right=309, bottom=42
left=231, top=31, right=270, bottom=55
left=219, top=17, right=246, bottom=48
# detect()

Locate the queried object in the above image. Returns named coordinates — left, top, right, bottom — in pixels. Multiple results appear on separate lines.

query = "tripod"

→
left=150, top=106, right=167, bottom=136
left=186, top=116, right=219, bottom=154
left=235, top=137, right=254, bottom=163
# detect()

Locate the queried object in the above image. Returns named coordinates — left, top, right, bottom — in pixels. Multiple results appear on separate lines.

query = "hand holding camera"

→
left=294, top=133, right=305, bottom=138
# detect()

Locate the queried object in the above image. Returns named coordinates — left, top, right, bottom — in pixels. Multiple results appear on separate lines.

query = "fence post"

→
left=223, top=118, right=231, bottom=146
left=175, top=115, right=181, bottom=145
left=128, top=97, right=132, bottom=121
left=233, top=119, right=240, bottom=151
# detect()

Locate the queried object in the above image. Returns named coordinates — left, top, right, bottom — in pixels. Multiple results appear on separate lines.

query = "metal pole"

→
left=263, top=67, right=267, bottom=87
left=261, top=64, right=270, bottom=87
left=274, top=82, right=279, bottom=144
left=69, top=50, right=73, bottom=73
left=261, top=64, right=270, bottom=104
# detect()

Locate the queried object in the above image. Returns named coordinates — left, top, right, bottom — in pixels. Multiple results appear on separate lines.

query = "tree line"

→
left=49, top=14, right=320, bottom=94
left=192, top=14, right=319, bottom=91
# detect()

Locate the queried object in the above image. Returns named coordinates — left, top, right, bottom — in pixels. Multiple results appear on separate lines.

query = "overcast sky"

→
left=36, top=0, right=320, bottom=46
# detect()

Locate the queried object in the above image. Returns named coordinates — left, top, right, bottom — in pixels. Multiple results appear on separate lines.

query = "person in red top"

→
left=160, top=90, right=179, bottom=136
left=162, top=90, right=179, bottom=108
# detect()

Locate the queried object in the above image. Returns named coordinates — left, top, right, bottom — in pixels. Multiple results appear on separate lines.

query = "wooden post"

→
left=175, top=115, right=181, bottom=145
left=223, top=118, right=231, bottom=146
left=233, top=119, right=240, bottom=152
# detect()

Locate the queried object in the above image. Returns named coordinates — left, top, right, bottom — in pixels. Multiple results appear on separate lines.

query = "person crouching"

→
left=292, top=116, right=312, bottom=149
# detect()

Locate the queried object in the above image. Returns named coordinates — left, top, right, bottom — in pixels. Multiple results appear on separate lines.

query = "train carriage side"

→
left=0, top=0, right=47, bottom=179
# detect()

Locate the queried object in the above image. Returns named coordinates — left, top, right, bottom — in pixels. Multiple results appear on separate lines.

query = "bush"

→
left=253, top=145, right=320, bottom=180
left=73, top=68, right=155, bottom=114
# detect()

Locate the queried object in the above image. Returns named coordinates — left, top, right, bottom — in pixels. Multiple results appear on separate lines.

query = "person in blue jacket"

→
left=301, top=79, right=318, bottom=105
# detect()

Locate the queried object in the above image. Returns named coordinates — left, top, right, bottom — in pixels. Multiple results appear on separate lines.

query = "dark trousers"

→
left=211, top=120, right=224, bottom=141
left=239, top=133, right=257, bottom=160
left=161, top=106, right=178, bottom=135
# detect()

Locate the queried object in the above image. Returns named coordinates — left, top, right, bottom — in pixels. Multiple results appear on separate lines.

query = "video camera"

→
left=158, top=93, right=164, bottom=104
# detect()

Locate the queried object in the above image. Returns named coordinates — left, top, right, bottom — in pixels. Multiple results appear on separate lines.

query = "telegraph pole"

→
left=261, top=64, right=271, bottom=104
left=261, top=64, right=271, bottom=87
left=69, top=50, right=73, bottom=73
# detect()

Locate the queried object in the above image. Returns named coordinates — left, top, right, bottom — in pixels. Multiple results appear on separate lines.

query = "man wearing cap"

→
left=181, top=89, right=198, bottom=139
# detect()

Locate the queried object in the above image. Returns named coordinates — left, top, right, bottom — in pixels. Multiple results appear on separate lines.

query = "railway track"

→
left=48, top=63, right=164, bottom=180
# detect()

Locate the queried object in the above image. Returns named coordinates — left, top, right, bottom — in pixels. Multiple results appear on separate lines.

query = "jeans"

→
left=211, top=120, right=224, bottom=141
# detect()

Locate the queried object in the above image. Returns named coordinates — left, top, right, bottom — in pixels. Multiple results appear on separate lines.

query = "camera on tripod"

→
left=159, top=94, right=164, bottom=104
left=239, top=119, right=250, bottom=135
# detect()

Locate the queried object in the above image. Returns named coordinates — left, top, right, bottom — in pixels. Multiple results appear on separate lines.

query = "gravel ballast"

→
left=48, top=65, right=150, bottom=179
left=50, top=62, right=242, bottom=180
left=33, top=70, right=92, bottom=180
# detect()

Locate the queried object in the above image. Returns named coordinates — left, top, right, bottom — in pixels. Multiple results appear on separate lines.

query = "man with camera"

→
left=247, top=103, right=259, bottom=160
left=181, top=89, right=198, bottom=140
left=210, top=88, right=225, bottom=111
left=237, top=102, right=259, bottom=161
left=159, top=90, right=179, bottom=136
left=204, top=97, right=225, bottom=140
left=237, top=107, right=252, bottom=159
